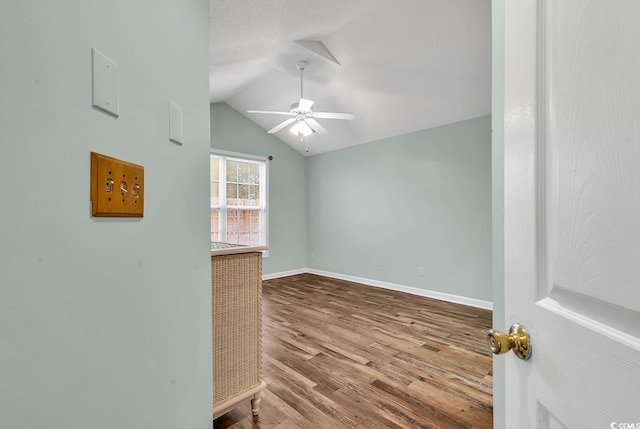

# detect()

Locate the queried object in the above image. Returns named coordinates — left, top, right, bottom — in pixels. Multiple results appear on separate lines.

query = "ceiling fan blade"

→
left=247, top=110, right=295, bottom=116
left=298, top=98, right=314, bottom=111
left=305, top=118, right=328, bottom=135
left=267, top=118, right=296, bottom=134
left=314, top=111, right=356, bottom=120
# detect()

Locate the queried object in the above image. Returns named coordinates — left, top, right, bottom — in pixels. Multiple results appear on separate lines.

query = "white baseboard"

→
left=262, top=268, right=307, bottom=281
left=264, top=268, right=493, bottom=310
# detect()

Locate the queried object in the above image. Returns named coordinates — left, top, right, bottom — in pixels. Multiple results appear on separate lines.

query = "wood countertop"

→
left=210, top=244, right=268, bottom=256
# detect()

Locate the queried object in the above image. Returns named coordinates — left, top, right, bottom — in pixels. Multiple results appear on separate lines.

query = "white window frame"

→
left=210, top=149, right=269, bottom=256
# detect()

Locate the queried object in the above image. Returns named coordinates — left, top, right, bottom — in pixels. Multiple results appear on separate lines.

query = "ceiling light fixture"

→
left=289, top=119, right=313, bottom=138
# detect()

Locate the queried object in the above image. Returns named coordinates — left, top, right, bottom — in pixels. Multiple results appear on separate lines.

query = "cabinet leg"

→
left=251, top=391, right=262, bottom=416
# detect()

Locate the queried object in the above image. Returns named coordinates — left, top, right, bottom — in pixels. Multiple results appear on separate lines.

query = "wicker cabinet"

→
left=211, top=250, right=267, bottom=419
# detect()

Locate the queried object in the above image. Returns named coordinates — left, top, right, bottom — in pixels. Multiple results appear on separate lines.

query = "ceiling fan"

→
left=247, top=61, right=355, bottom=139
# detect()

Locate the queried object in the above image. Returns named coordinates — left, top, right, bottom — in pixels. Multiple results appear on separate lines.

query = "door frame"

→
left=491, top=1, right=507, bottom=428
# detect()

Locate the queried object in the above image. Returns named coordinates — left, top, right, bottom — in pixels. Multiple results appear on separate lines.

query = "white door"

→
left=501, top=1, right=640, bottom=428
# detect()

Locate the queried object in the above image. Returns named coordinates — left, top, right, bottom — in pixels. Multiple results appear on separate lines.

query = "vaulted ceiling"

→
left=209, top=0, right=491, bottom=155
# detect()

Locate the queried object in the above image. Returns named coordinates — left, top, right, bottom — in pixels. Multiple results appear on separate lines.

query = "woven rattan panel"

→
left=212, top=252, right=262, bottom=406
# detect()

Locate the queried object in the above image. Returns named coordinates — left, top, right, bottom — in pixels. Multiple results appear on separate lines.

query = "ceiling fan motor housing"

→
left=290, top=102, right=312, bottom=115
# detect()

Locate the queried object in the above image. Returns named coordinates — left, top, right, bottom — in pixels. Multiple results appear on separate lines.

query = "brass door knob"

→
left=486, top=323, right=532, bottom=360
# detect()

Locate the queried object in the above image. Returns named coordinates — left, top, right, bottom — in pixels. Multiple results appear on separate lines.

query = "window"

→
left=210, top=151, right=268, bottom=248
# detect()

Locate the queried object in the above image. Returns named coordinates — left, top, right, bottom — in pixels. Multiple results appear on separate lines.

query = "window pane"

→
left=226, top=183, right=237, bottom=205
left=239, top=210, right=250, bottom=232
left=227, top=210, right=238, bottom=233
left=249, top=232, right=259, bottom=246
left=226, top=160, right=238, bottom=182
left=210, top=156, right=219, bottom=181
left=210, top=156, right=220, bottom=207
left=247, top=185, right=260, bottom=206
left=238, top=184, right=249, bottom=204
left=249, top=163, right=259, bottom=184
left=210, top=182, right=219, bottom=206
left=238, top=162, right=250, bottom=183
left=239, top=232, right=251, bottom=244
left=210, top=210, right=220, bottom=242
left=250, top=210, right=260, bottom=231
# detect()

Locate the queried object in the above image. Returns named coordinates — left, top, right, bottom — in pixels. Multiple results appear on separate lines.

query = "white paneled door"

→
left=502, top=1, right=640, bottom=428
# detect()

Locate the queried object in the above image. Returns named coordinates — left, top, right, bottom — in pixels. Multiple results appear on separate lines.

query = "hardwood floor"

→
left=213, top=273, right=493, bottom=429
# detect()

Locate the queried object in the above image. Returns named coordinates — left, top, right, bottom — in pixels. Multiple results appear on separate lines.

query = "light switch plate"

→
left=169, top=100, right=183, bottom=144
left=91, top=48, right=119, bottom=117
left=90, top=152, right=144, bottom=217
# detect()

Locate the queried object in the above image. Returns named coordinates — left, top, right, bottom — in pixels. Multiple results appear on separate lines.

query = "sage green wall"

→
left=210, top=103, right=308, bottom=274
left=307, top=116, right=492, bottom=302
left=0, top=2, right=211, bottom=428
left=492, top=0, right=506, bottom=427
left=210, top=107, right=492, bottom=303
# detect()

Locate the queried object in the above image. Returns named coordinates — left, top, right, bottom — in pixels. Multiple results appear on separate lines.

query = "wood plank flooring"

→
left=213, top=273, right=493, bottom=429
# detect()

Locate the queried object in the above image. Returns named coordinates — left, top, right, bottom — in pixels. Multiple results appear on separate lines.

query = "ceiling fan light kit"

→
left=247, top=61, right=356, bottom=144
left=290, top=119, right=313, bottom=138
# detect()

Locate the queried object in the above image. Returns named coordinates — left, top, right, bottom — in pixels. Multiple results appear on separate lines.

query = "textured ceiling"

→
left=209, top=0, right=491, bottom=156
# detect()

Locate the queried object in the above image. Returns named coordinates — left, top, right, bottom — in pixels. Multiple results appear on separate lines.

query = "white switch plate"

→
left=169, top=100, right=183, bottom=145
left=91, top=48, right=119, bottom=117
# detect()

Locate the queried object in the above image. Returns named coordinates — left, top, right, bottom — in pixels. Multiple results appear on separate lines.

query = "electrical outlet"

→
left=311, top=252, right=316, bottom=259
left=374, top=260, right=379, bottom=269
left=418, top=267, right=425, bottom=276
